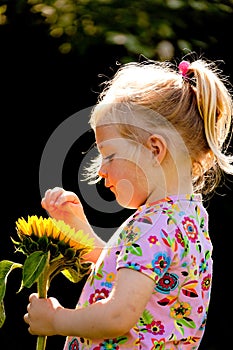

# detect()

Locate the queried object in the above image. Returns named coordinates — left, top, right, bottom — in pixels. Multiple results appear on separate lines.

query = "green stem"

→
left=36, top=266, right=50, bottom=350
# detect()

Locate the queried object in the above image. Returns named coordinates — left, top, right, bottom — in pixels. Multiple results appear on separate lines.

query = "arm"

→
left=41, top=187, right=105, bottom=263
left=24, top=268, right=155, bottom=339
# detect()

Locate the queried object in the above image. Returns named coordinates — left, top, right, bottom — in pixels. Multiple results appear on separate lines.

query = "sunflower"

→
left=14, top=215, right=94, bottom=259
left=1, top=215, right=95, bottom=350
left=13, top=215, right=95, bottom=288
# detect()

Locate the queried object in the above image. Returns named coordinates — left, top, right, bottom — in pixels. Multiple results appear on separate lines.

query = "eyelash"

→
left=103, top=153, right=115, bottom=162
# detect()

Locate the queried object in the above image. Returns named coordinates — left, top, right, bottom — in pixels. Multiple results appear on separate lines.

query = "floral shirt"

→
left=63, top=194, right=213, bottom=350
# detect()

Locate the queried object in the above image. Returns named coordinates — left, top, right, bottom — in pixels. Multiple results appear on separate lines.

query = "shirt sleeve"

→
left=116, top=212, right=177, bottom=283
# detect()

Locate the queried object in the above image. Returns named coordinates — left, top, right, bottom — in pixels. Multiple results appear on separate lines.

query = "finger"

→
left=42, top=187, right=64, bottom=209
left=46, top=187, right=64, bottom=204
left=41, top=188, right=52, bottom=201
left=47, top=190, right=80, bottom=208
left=28, top=326, right=35, bottom=335
left=27, top=303, right=30, bottom=311
left=24, top=312, right=30, bottom=325
left=41, top=197, right=53, bottom=210
left=41, top=197, right=47, bottom=209
left=26, top=322, right=36, bottom=336
left=41, top=188, right=52, bottom=209
left=29, top=292, right=38, bottom=302
left=57, top=191, right=80, bottom=206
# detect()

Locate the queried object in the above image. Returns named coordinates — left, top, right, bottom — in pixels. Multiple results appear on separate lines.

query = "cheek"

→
left=112, top=160, right=148, bottom=183
left=115, top=176, right=149, bottom=208
left=113, top=162, right=149, bottom=193
left=110, top=160, right=135, bottom=179
left=115, top=178, right=134, bottom=193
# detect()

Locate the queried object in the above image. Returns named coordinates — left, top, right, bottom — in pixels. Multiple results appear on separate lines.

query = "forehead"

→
left=95, top=125, right=123, bottom=149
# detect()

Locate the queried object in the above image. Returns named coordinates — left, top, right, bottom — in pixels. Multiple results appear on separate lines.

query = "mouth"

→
left=105, top=181, right=115, bottom=194
left=107, top=185, right=115, bottom=193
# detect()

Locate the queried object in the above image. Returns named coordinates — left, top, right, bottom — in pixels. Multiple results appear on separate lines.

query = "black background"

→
left=0, top=11, right=233, bottom=350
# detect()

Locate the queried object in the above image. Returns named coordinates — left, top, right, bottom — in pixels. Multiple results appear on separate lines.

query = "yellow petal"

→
left=15, top=215, right=94, bottom=253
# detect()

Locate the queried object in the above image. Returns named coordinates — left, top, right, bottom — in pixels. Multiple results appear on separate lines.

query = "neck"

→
left=146, top=163, right=193, bottom=204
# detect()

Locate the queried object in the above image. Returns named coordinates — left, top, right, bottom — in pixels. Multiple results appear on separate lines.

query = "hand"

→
left=24, top=293, right=63, bottom=336
left=42, top=187, right=105, bottom=263
left=41, top=187, right=88, bottom=226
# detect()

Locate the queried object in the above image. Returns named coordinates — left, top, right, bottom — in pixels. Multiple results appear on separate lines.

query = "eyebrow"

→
left=97, top=142, right=107, bottom=151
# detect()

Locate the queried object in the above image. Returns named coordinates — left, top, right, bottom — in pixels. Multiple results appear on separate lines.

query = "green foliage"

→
left=0, top=301, right=5, bottom=328
left=0, top=260, right=22, bottom=327
left=21, top=251, right=50, bottom=290
left=0, top=260, right=22, bottom=302
left=61, top=262, right=88, bottom=283
left=1, top=0, right=233, bottom=59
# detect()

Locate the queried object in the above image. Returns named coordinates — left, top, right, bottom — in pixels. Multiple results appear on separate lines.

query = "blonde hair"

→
left=88, top=57, right=233, bottom=195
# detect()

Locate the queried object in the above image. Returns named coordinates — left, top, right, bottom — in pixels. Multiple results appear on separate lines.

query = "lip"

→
left=105, top=181, right=115, bottom=192
left=107, top=185, right=115, bottom=193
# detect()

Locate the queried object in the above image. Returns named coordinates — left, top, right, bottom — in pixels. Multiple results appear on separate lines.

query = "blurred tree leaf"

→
left=1, top=0, right=233, bottom=60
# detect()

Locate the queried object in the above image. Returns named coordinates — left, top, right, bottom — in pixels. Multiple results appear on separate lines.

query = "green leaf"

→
left=64, top=248, right=76, bottom=259
left=177, top=317, right=196, bottom=329
left=0, top=260, right=22, bottom=302
left=38, top=235, right=49, bottom=251
left=200, top=217, right=205, bottom=228
left=117, top=336, right=128, bottom=344
left=61, top=268, right=81, bottom=283
left=128, top=243, right=142, bottom=256
left=0, top=300, right=5, bottom=328
left=175, top=320, right=185, bottom=336
left=141, top=309, right=153, bottom=324
left=21, top=251, right=49, bottom=290
left=0, top=260, right=22, bottom=329
left=61, top=261, right=91, bottom=283
left=205, top=250, right=211, bottom=260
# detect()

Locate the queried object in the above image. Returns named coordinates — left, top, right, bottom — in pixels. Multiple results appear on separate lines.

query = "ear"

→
left=146, top=134, right=167, bottom=164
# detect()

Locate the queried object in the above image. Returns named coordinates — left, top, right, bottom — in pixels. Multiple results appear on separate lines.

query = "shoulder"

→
left=117, top=194, right=209, bottom=248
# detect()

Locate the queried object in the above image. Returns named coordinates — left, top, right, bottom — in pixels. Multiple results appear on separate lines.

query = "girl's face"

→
left=95, top=125, right=154, bottom=209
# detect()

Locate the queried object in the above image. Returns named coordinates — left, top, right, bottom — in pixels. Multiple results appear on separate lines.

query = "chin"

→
left=116, top=196, right=143, bottom=210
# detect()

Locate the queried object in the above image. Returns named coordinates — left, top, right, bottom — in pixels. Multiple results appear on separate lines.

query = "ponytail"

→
left=188, top=59, right=233, bottom=175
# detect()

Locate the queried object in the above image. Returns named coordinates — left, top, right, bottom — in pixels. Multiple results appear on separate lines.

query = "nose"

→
left=98, top=163, right=108, bottom=178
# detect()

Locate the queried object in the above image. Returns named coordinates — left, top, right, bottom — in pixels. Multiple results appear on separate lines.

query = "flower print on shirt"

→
left=201, top=273, right=211, bottom=292
left=89, top=288, right=109, bottom=304
left=182, top=217, right=199, bottom=243
left=151, top=252, right=171, bottom=276
left=92, top=336, right=128, bottom=350
left=68, top=338, right=79, bottom=350
left=155, top=272, right=179, bottom=294
left=90, top=261, right=116, bottom=288
left=63, top=194, right=213, bottom=350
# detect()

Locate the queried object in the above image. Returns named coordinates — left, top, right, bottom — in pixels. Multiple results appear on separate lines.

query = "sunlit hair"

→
left=87, top=56, right=233, bottom=195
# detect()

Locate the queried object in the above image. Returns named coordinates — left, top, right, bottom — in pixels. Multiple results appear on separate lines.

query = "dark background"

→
left=0, top=1, right=233, bottom=349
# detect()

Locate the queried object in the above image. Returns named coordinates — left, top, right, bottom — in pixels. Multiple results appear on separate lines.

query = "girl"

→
left=24, top=57, right=233, bottom=349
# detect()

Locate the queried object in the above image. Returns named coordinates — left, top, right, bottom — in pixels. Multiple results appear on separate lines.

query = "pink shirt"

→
left=64, top=194, right=213, bottom=349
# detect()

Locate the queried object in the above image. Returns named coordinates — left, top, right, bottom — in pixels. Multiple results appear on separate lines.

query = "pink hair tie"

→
left=178, top=60, right=190, bottom=77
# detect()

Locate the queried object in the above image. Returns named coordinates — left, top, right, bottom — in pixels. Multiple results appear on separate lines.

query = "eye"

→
left=103, top=153, right=115, bottom=162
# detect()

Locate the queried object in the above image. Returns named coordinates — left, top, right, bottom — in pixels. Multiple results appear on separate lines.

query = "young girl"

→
left=24, top=57, right=233, bottom=349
